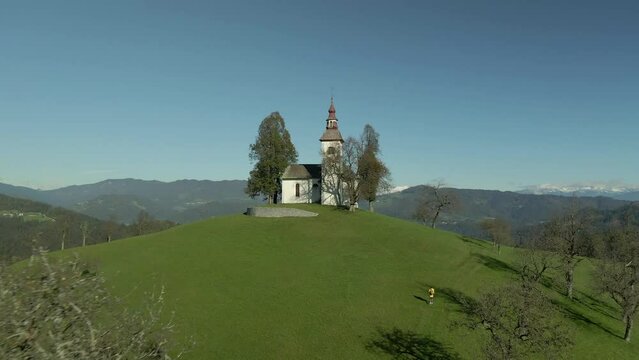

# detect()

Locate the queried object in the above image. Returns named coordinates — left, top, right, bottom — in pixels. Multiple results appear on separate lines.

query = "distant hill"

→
left=373, top=186, right=630, bottom=240
left=64, top=204, right=638, bottom=359
left=0, top=179, right=262, bottom=224
left=3, top=179, right=631, bottom=233
left=0, top=194, right=132, bottom=261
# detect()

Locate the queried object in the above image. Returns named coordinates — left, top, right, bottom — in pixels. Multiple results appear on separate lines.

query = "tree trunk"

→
left=566, top=268, right=574, bottom=299
left=349, top=202, right=356, bottom=212
left=273, top=191, right=278, bottom=204
left=61, top=233, right=66, bottom=251
left=267, top=194, right=273, bottom=204
left=107, top=234, right=112, bottom=243
left=82, top=234, right=86, bottom=247
left=625, top=314, right=634, bottom=342
left=431, top=210, right=440, bottom=229
left=369, top=201, right=374, bottom=212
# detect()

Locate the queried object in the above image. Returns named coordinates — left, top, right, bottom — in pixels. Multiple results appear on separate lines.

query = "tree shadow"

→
left=472, top=253, right=518, bottom=275
left=415, top=283, right=478, bottom=316
left=538, top=274, right=565, bottom=294
left=552, top=300, right=622, bottom=339
left=457, top=235, right=485, bottom=248
left=366, top=327, right=462, bottom=360
left=573, top=290, right=619, bottom=318
left=437, top=287, right=479, bottom=316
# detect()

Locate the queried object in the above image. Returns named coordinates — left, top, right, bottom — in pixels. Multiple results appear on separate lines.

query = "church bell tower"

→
left=319, top=97, right=344, bottom=155
left=320, top=97, right=345, bottom=205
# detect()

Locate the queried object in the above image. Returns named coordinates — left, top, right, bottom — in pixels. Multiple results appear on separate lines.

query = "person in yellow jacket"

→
left=428, top=287, right=435, bottom=304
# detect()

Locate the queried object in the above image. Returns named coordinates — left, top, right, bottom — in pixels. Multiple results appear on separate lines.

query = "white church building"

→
left=280, top=98, right=346, bottom=205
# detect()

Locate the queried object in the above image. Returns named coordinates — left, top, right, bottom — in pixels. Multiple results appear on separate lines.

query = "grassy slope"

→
left=70, top=205, right=636, bottom=359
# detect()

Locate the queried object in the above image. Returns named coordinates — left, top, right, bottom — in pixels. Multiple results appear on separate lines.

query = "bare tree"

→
left=135, top=210, right=152, bottom=236
left=595, top=225, right=639, bottom=342
left=57, top=217, right=71, bottom=251
left=459, top=282, right=573, bottom=359
left=0, top=249, right=189, bottom=359
left=413, top=182, right=459, bottom=228
left=105, top=214, right=118, bottom=243
left=480, top=218, right=511, bottom=253
left=80, top=221, right=90, bottom=247
left=321, top=151, right=344, bottom=206
left=518, top=235, right=560, bottom=284
left=545, top=205, right=589, bottom=300
left=341, top=137, right=364, bottom=211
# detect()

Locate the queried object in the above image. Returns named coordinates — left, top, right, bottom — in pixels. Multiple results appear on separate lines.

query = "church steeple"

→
left=320, top=97, right=344, bottom=144
left=326, top=97, right=338, bottom=129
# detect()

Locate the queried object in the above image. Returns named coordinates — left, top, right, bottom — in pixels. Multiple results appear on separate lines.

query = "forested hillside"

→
left=374, top=186, right=629, bottom=241
left=0, top=194, right=174, bottom=261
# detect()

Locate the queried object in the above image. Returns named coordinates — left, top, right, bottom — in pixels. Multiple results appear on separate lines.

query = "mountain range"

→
left=373, top=185, right=631, bottom=240
left=1, top=179, right=635, bottom=242
left=519, top=183, right=639, bottom=201
left=0, top=179, right=262, bottom=224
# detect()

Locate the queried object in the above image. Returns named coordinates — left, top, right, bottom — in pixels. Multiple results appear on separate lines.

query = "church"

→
left=280, top=98, right=346, bottom=205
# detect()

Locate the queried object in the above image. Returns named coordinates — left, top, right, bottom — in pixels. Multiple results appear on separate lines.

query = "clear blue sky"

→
left=1, top=0, right=637, bottom=190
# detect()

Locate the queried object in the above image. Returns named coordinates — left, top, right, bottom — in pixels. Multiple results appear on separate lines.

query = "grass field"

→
left=67, top=204, right=637, bottom=359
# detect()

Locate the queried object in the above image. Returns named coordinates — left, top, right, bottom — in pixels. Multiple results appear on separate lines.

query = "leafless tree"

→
left=341, top=137, right=364, bottom=211
left=518, top=235, right=560, bottom=284
left=480, top=218, right=511, bottom=254
left=545, top=204, right=589, bottom=300
left=321, top=152, right=344, bottom=206
left=595, top=225, right=639, bottom=342
left=413, top=182, right=459, bottom=228
left=80, top=221, right=90, bottom=247
left=135, top=210, right=152, bottom=236
left=57, top=217, right=71, bottom=251
left=458, top=282, right=573, bottom=359
left=0, top=249, right=190, bottom=359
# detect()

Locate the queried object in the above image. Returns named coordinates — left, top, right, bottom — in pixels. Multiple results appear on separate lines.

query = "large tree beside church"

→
left=246, top=112, right=298, bottom=204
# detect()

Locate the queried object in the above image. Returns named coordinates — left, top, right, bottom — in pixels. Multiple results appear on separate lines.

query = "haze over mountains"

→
left=0, top=179, right=261, bottom=224
left=1, top=179, right=635, bottom=241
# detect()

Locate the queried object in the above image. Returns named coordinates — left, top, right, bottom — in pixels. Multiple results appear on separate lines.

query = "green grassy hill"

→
left=68, top=205, right=636, bottom=359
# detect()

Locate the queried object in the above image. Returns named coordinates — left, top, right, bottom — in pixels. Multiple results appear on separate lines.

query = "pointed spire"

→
left=328, top=96, right=336, bottom=120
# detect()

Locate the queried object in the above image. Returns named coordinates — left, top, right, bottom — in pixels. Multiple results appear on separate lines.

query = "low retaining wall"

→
left=246, top=207, right=318, bottom=218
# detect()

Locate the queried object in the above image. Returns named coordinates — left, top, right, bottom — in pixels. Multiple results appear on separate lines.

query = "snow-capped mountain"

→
left=520, top=183, right=639, bottom=201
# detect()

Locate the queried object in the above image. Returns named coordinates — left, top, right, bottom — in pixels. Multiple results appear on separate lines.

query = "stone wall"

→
left=246, top=207, right=318, bottom=218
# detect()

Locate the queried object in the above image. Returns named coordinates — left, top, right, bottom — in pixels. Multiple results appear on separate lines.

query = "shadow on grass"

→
left=472, top=253, right=519, bottom=275
left=415, top=283, right=478, bottom=317
left=366, top=328, right=462, bottom=360
left=457, top=235, right=486, bottom=248
left=553, top=299, right=622, bottom=339
left=573, top=290, right=619, bottom=320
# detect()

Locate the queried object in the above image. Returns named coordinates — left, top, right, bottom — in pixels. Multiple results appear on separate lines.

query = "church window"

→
left=295, top=183, right=300, bottom=197
left=327, top=146, right=336, bottom=155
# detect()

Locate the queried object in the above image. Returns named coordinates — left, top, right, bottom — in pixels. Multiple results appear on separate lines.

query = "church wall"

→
left=281, top=179, right=320, bottom=204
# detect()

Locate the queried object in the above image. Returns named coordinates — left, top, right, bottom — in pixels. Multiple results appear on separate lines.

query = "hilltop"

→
left=2, top=180, right=631, bottom=239
left=66, top=205, right=636, bottom=359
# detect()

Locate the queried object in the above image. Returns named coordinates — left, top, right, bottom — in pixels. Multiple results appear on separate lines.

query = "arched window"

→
left=295, top=183, right=300, bottom=197
left=327, top=146, right=336, bottom=155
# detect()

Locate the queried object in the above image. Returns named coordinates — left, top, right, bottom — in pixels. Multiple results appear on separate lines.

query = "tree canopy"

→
left=246, top=112, right=297, bottom=204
